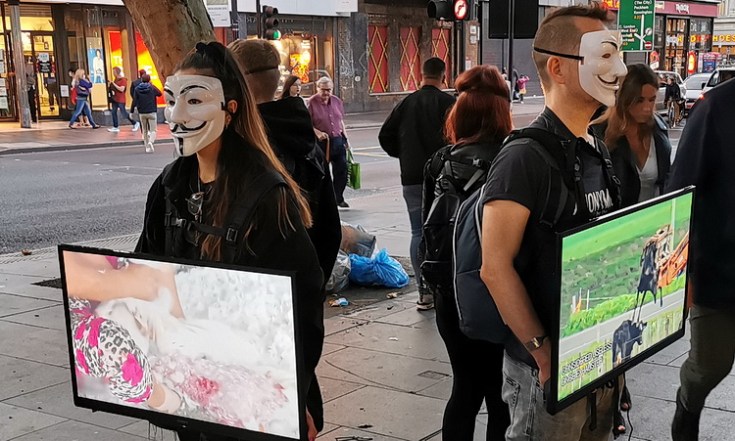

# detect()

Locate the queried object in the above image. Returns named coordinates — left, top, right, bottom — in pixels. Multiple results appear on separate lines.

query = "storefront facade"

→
left=651, top=0, right=719, bottom=77
left=713, top=0, right=735, bottom=66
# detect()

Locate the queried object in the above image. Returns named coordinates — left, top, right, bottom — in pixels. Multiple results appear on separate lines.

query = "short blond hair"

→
left=228, top=38, right=281, bottom=96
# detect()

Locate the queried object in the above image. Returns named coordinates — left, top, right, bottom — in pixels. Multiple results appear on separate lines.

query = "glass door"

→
left=0, top=33, right=16, bottom=119
left=23, top=32, right=59, bottom=119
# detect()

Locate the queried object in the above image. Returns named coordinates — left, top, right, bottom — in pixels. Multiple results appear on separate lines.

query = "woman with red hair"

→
left=421, top=65, right=512, bottom=440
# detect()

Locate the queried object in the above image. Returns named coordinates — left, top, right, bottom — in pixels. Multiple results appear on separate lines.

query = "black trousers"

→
left=435, top=289, right=510, bottom=441
left=319, top=135, right=348, bottom=204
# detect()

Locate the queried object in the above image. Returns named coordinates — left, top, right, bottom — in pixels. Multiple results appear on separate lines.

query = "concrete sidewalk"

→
left=0, top=99, right=547, bottom=156
left=2, top=183, right=734, bottom=440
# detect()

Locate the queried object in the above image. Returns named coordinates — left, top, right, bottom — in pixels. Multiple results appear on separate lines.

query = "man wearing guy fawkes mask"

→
left=478, top=5, right=627, bottom=441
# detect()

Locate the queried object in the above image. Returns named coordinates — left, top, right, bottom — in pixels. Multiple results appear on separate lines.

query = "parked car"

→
left=654, top=70, right=686, bottom=119
left=683, top=73, right=711, bottom=114
left=702, top=66, right=735, bottom=95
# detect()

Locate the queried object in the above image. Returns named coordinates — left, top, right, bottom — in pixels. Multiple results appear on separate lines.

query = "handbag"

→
left=347, top=147, right=361, bottom=190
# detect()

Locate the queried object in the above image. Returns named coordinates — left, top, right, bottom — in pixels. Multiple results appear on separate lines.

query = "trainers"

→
left=145, top=143, right=155, bottom=153
left=338, top=201, right=350, bottom=208
left=108, top=127, right=120, bottom=132
left=672, top=388, right=700, bottom=441
left=132, top=122, right=140, bottom=132
left=416, top=292, right=434, bottom=310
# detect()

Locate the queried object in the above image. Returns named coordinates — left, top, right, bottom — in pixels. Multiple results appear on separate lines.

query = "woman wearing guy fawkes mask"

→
left=135, top=42, right=323, bottom=441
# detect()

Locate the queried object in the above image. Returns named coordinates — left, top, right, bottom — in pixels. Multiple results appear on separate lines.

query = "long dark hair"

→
left=444, top=65, right=512, bottom=146
left=597, top=63, right=659, bottom=149
left=280, top=75, right=300, bottom=99
left=174, top=42, right=311, bottom=261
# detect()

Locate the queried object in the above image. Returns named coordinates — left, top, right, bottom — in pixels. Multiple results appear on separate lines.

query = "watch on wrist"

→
left=524, top=335, right=547, bottom=352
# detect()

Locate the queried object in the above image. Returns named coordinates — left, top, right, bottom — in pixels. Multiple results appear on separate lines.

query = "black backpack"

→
left=420, top=146, right=492, bottom=295
left=453, top=127, right=619, bottom=343
left=163, top=169, right=286, bottom=263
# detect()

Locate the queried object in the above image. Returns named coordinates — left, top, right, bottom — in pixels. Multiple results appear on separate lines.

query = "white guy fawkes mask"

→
left=578, top=30, right=627, bottom=107
left=164, top=74, right=227, bottom=157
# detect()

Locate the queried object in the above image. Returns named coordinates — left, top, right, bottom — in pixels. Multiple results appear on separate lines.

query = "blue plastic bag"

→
left=348, top=249, right=409, bottom=289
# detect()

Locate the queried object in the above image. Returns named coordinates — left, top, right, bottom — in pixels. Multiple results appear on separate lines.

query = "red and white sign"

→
left=655, top=1, right=719, bottom=17
left=454, top=0, right=468, bottom=20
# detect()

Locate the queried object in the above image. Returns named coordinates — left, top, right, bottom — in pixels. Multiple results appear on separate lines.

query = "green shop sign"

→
left=618, top=0, right=655, bottom=51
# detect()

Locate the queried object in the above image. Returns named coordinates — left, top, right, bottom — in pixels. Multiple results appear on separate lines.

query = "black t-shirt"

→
left=482, top=108, right=615, bottom=366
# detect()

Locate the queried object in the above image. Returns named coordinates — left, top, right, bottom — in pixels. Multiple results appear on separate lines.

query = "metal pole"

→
left=230, top=0, right=239, bottom=41
left=8, top=0, right=31, bottom=128
left=256, top=0, right=262, bottom=38
left=458, top=20, right=466, bottom=73
left=508, top=0, right=515, bottom=97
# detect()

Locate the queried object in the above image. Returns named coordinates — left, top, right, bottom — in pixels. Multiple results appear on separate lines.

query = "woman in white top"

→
left=595, top=63, right=672, bottom=207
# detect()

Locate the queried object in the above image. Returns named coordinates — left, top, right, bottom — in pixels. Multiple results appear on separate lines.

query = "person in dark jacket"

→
left=379, top=57, right=456, bottom=310
left=228, top=38, right=341, bottom=435
left=667, top=74, right=735, bottom=441
left=422, top=65, right=511, bottom=441
left=131, top=74, right=161, bottom=153
left=664, top=76, right=682, bottom=127
left=594, top=64, right=672, bottom=207
left=136, top=41, right=324, bottom=441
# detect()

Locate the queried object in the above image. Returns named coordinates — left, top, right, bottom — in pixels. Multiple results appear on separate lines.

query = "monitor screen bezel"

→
left=58, top=244, right=307, bottom=441
left=547, top=185, right=695, bottom=415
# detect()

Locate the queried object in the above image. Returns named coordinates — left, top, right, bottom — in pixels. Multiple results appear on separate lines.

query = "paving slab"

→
left=342, top=301, right=415, bottom=322
left=325, top=316, right=368, bottom=337
left=325, top=321, right=449, bottom=363
left=374, top=307, right=435, bottom=328
left=319, top=426, right=408, bottom=441
left=0, top=402, right=66, bottom=441
left=0, top=260, right=61, bottom=279
left=5, top=382, right=141, bottom=430
left=320, top=347, right=450, bottom=393
left=0, top=355, right=68, bottom=401
left=0, top=321, right=70, bottom=367
left=322, top=386, right=444, bottom=440
left=0, top=293, right=58, bottom=319
left=1, top=304, right=67, bottom=331
left=117, top=420, right=178, bottom=439
left=415, top=377, right=452, bottom=401
left=626, top=395, right=734, bottom=441
left=318, top=376, right=367, bottom=403
left=9, top=419, right=148, bottom=440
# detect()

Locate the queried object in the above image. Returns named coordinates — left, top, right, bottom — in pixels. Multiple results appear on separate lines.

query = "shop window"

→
left=399, top=27, right=421, bottom=92
left=431, top=27, right=452, bottom=87
left=368, top=24, right=389, bottom=94
left=274, top=32, right=334, bottom=98
left=135, top=32, right=165, bottom=106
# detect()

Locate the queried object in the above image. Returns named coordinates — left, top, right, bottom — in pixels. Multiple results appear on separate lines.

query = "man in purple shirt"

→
left=308, top=77, right=350, bottom=208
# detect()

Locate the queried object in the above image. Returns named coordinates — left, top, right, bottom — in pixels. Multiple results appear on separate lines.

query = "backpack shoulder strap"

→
left=592, top=135, right=622, bottom=210
left=506, top=127, right=574, bottom=227
left=221, top=171, right=287, bottom=262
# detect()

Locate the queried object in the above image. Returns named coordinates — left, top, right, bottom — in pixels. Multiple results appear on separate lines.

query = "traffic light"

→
left=262, top=5, right=280, bottom=40
left=428, top=0, right=471, bottom=21
left=427, top=1, right=452, bottom=20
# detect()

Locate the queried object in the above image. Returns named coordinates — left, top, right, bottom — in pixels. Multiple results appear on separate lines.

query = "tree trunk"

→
left=123, top=0, right=216, bottom=80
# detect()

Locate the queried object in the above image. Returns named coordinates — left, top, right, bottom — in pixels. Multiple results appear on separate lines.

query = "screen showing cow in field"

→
left=59, top=247, right=303, bottom=441
left=555, top=189, right=693, bottom=408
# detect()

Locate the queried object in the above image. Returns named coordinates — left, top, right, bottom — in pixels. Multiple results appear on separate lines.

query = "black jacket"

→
left=379, top=85, right=456, bottom=185
left=666, top=79, right=735, bottom=308
left=136, top=137, right=325, bottom=434
left=665, top=82, right=681, bottom=102
left=258, top=97, right=341, bottom=288
left=131, top=82, right=161, bottom=114
left=593, top=115, right=672, bottom=208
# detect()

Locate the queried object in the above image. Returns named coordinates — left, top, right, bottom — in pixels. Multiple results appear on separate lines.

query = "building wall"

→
left=341, top=0, right=456, bottom=113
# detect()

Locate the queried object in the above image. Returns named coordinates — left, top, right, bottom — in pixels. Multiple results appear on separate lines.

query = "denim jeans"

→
left=70, top=97, right=95, bottom=126
left=110, top=101, right=135, bottom=128
left=502, top=353, right=614, bottom=441
left=679, top=305, right=735, bottom=412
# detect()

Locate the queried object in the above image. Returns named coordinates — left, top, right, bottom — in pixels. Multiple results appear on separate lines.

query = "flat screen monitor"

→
left=549, top=186, right=694, bottom=414
left=58, top=245, right=305, bottom=440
